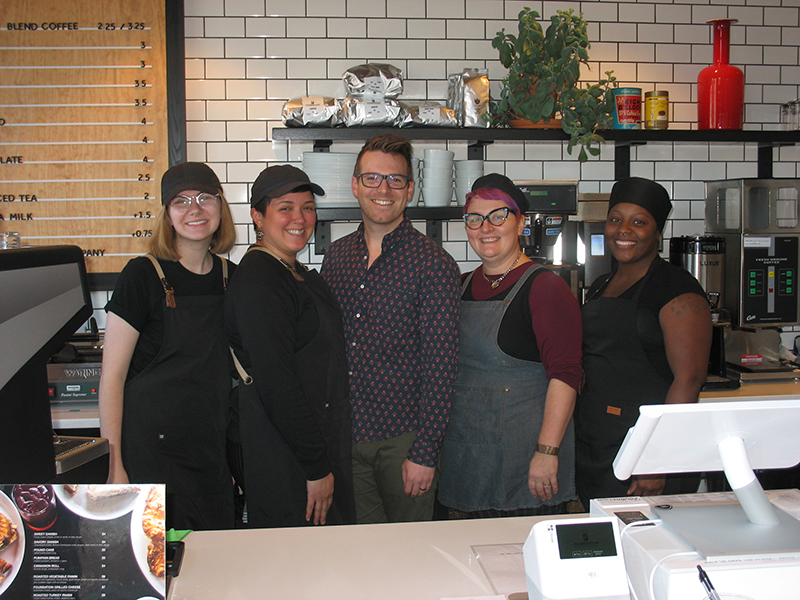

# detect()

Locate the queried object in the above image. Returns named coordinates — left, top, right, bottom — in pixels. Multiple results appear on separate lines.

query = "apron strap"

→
left=145, top=254, right=176, bottom=308
left=229, top=347, right=253, bottom=385
left=461, top=271, right=474, bottom=294
left=220, top=257, right=229, bottom=291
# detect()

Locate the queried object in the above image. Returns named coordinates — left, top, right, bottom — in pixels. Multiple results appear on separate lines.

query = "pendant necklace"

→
left=248, top=246, right=305, bottom=282
left=482, top=250, right=522, bottom=289
left=274, top=255, right=305, bottom=282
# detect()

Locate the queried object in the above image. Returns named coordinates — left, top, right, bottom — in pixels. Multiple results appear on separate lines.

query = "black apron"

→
left=577, top=260, right=699, bottom=505
left=122, top=255, right=234, bottom=531
left=236, top=249, right=355, bottom=528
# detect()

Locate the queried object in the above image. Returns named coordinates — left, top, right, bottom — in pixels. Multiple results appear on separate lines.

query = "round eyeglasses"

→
left=356, top=173, right=410, bottom=189
left=463, top=207, right=510, bottom=229
left=169, top=193, right=219, bottom=212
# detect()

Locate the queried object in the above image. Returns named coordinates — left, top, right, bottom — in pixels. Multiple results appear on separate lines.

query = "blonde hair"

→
left=148, top=193, right=236, bottom=260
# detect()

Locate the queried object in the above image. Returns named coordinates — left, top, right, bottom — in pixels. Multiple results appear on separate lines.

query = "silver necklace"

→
left=482, top=250, right=522, bottom=289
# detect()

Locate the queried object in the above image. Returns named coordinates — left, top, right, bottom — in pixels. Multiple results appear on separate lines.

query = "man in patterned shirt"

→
left=322, top=133, right=461, bottom=523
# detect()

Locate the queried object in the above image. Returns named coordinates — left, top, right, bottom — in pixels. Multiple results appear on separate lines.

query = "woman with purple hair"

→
left=438, top=174, right=582, bottom=518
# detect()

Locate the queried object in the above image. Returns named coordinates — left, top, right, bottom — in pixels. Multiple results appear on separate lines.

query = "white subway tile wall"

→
left=89, top=1, right=800, bottom=341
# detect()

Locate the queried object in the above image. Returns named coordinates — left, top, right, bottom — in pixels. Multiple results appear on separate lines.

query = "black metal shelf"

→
left=273, top=126, right=800, bottom=145
left=273, top=126, right=800, bottom=178
left=313, top=207, right=463, bottom=254
left=315, top=206, right=461, bottom=221
left=278, top=126, right=800, bottom=253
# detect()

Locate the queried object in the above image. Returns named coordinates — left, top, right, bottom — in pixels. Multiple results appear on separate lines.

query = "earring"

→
left=256, top=228, right=264, bottom=241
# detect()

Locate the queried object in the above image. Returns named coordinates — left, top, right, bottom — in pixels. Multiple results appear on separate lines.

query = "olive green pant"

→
left=351, top=431, right=439, bottom=524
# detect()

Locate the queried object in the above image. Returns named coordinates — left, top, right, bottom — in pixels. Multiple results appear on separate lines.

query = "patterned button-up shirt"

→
left=322, top=217, right=461, bottom=467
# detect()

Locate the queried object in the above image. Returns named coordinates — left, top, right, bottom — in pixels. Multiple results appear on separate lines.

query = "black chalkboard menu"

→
left=0, top=484, right=165, bottom=600
left=0, top=0, right=170, bottom=275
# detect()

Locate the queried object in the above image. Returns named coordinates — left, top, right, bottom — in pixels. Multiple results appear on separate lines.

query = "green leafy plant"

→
left=490, top=8, right=617, bottom=162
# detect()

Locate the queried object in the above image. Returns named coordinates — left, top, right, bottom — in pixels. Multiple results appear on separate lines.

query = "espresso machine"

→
left=704, top=178, right=800, bottom=381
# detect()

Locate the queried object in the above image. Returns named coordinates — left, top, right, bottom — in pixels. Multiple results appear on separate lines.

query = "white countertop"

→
left=169, top=515, right=575, bottom=600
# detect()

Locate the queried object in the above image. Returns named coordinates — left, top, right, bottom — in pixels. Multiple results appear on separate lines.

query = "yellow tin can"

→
left=644, top=90, right=669, bottom=129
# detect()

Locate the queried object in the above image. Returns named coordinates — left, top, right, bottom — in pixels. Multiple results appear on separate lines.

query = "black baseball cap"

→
left=470, top=173, right=530, bottom=214
left=161, top=162, right=223, bottom=206
left=250, top=165, right=325, bottom=207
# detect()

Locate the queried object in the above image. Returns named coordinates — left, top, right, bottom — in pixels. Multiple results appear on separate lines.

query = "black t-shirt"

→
left=106, top=255, right=235, bottom=380
left=586, top=257, right=706, bottom=381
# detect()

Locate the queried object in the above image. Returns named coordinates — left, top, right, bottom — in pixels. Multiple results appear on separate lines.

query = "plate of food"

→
left=0, top=490, right=25, bottom=597
left=130, top=485, right=165, bottom=598
left=54, top=484, right=141, bottom=521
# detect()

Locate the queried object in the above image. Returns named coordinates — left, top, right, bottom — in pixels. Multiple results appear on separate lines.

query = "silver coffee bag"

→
left=447, top=69, right=490, bottom=128
left=343, top=63, right=404, bottom=99
left=282, top=96, right=342, bottom=127
left=403, top=102, right=458, bottom=127
left=341, top=98, right=408, bottom=127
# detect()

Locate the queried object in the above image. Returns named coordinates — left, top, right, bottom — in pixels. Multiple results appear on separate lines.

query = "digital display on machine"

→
left=556, top=522, right=617, bottom=559
left=590, top=234, right=605, bottom=257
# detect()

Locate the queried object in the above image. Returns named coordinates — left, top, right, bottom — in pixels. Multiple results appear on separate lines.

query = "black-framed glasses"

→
left=356, top=173, right=410, bottom=189
left=169, top=193, right=219, bottom=212
left=463, top=207, right=510, bottom=229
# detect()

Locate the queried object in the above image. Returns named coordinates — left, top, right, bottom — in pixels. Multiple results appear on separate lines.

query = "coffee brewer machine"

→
left=515, top=180, right=580, bottom=295
left=515, top=180, right=577, bottom=261
left=705, top=178, right=800, bottom=381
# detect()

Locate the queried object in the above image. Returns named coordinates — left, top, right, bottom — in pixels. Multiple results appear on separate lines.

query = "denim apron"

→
left=122, top=255, right=234, bottom=531
left=439, top=265, right=576, bottom=512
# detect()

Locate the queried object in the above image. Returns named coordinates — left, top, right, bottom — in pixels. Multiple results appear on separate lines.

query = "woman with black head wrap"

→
left=576, top=177, right=712, bottom=507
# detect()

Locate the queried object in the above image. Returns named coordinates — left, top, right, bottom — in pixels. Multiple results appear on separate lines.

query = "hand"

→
left=627, top=475, right=666, bottom=497
left=306, top=473, right=334, bottom=525
left=528, top=453, right=559, bottom=501
left=401, top=460, right=435, bottom=498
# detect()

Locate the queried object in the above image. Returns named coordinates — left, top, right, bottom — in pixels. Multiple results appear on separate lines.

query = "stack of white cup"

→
left=408, top=157, right=422, bottom=207
left=454, top=160, right=484, bottom=206
left=421, top=149, right=454, bottom=207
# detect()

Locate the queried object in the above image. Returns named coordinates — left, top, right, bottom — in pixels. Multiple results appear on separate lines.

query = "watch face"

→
left=555, top=521, right=618, bottom=559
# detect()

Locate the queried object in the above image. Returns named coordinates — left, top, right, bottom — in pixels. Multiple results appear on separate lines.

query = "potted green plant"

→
left=490, top=8, right=617, bottom=162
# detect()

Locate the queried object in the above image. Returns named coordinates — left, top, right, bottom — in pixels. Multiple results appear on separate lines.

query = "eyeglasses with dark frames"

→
left=463, top=207, right=510, bottom=229
left=356, top=173, right=410, bottom=189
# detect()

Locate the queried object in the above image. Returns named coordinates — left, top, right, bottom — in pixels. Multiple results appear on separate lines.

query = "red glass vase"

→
left=697, top=19, right=744, bottom=130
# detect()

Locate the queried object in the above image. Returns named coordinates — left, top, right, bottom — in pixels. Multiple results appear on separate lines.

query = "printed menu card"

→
left=0, top=484, right=165, bottom=599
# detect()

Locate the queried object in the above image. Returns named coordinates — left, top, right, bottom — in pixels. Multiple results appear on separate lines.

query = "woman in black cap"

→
left=438, top=174, right=582, bottom=518
left=224, top=165, right=355, bottom=528
left=99, top=162, right=237, bottom=530
left=576, top=177, right=712, bottom=506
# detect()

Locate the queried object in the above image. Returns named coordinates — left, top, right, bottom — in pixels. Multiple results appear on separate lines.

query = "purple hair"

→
left=463, top=187, right=521, bottom=215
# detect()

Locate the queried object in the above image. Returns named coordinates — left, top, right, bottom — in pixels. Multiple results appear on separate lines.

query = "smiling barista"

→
left=224, top=165, right=355, bottom=528
left=99, top=162, right=237, bottom=530
left=576, top=177, right=712, bottom=507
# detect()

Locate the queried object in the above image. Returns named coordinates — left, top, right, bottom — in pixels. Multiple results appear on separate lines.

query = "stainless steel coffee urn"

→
left=669, top=235, right=726, bottom=311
